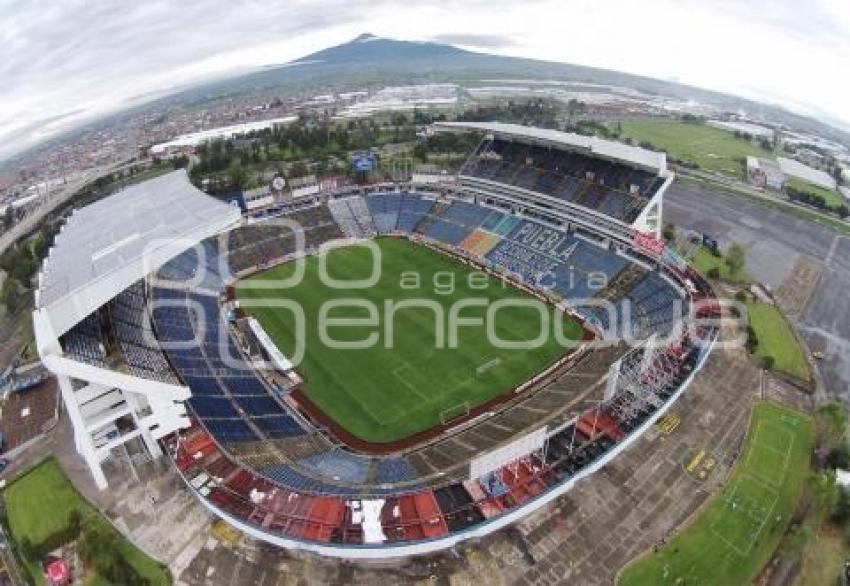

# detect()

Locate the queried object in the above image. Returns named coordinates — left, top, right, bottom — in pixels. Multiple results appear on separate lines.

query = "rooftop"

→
left=777, top=157, right=837, bottom=191
left=36, top=171, right=239, bottom=336
left=434, top=121, right=667, bottom=173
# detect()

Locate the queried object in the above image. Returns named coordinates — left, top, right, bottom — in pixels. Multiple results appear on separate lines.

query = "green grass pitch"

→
left=618, top=402, right=814, bottom=586
left=236, top=237, right=584, bottom=443
left=5, top=458, right=171, bottom=585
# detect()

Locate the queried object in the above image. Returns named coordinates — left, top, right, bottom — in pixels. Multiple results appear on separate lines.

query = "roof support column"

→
left=57, top=373, right=108, bottom=490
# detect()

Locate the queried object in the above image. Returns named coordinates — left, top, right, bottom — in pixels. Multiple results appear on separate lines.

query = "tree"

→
left=827, top=443, right=850, bottom=470
left=662, top=222, right=676, bottom=242
left=68, top=509, right=82, bottom=535
left=566, top=99, right=584, bottom=126
left=289, top=161, right=309, bottom=178
left=761, top=355, right=775, bottom=370
left=227, top=163, right=247, bottom=190
left=815, top=402, right=849, bottom=466
left=19, top=537, right=36, bottom=561
left=1, top=277, right=24, bottom=314
left=172, top=155, right=190, bottom=169
left=831, top=486, right=850, bottom=525
left=745, top=325, right=759, bottom=352
left=413, top=143, right=428, bottom=162
left=725, top=243, right=746, bottom=277
left=2, top=206, right=12, bottom=231
left=832, top=165, right=844, bottom=186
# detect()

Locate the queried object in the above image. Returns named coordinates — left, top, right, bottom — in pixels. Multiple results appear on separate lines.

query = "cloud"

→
left=0, top=0, right=848, bottom=162
left=429, top=33, right=518, bottom=50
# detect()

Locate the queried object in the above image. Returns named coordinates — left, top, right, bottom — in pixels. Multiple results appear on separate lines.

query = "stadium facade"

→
left=33, top=124, right=718, bottom=557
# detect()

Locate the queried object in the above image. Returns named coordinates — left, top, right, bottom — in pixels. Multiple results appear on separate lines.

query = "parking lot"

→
left=666, top=183, right=850, bottom=400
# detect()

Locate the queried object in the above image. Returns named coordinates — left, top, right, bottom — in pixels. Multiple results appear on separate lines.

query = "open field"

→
left=237, top=237, right=584, bottom=443
left=3, top=458, right=170, bottom=585
left=689, top=245, right=751, bottom=284
left=619, top=401, right=814, bottom=586
left=795, top=526, right=847, bottom=585
left=785, top=178, right=845, bottom=210
left=747, top=302, right=811, bottom=381
left=619, top=120, right=769, bottom=176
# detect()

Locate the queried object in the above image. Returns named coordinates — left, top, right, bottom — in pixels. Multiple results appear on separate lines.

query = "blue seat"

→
left=190, top=397, right=240, bottom=418
left=204, top=418, right=258, bottom=444
left=251, top=415, right=304, bottom=439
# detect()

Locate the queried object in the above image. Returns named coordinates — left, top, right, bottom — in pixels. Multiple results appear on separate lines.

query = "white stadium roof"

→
left=35, top=170, right=240, bottom=338
left=434, top=121, right=667, bottom=174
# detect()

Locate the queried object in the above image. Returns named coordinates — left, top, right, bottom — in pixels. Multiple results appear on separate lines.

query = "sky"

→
left=2, top=0, right=849, bottom=162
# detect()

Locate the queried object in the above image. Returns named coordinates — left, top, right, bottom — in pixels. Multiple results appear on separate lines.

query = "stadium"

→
left=32, top=122, right=720, bottom=559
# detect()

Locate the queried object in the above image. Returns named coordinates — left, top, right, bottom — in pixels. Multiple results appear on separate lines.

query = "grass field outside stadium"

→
left=785, top=178, right=845, bottom=210
left=617, top=120, right=770, bottom=177
left=618, top=401, right=814, bottom=586
left=237, top=237, right=585, bottom=443
left=688, top=245, right=752, bottom=284
left=3, top=458, right=170, bottom=585
left=746, top=301, right=811, bottom=381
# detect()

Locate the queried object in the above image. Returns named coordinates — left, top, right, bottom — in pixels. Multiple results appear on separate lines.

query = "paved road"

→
left=0, top=160, right=144, bottom=256
left=665, top=183, right=850, bottom=399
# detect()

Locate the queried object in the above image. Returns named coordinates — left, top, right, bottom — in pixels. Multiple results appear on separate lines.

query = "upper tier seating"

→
left=61, top=312, right=106, bottom=366
left=157, top=239, right=226, bottom=290
left=111, top=281, right=181, bottom=384
left=461, top=138, right=663, bottom=223
left=226, top=205, right=343, bottom=274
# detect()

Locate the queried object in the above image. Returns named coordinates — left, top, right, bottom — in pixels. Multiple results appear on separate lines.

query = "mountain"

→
left=292, top=33, right=465, bottom=64
left=173, top=34, right=849, bottom=146
left=3, top=33, right=847, bottom=172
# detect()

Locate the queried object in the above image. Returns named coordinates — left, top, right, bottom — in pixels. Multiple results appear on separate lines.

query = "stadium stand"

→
left=150, top=287, right=307, bottom=448
left=157, top=238, right=227, bottom=290
left=328, top=196, right=376, bottom=238
left=111, top=281, right=182, bottom=384
left=461, top=138, right=664, bottom=223
left=169, top=322, right=709, bottom=549
left=416, top=200, right=495, bottom=247
left=299, top=449, right=372, bottom=484
left=61, top=312, right=107, bottom=366
left=226, top=205, right=343, bottom=274
left=395, top=194, right=436, bottom=232
left=366, top=193, right=402, bottom=234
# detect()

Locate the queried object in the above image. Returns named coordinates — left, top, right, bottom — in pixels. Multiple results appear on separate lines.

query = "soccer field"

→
left=618, top=402, right=814, bottom=586
left=236, top=237, right=584, bottom=443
